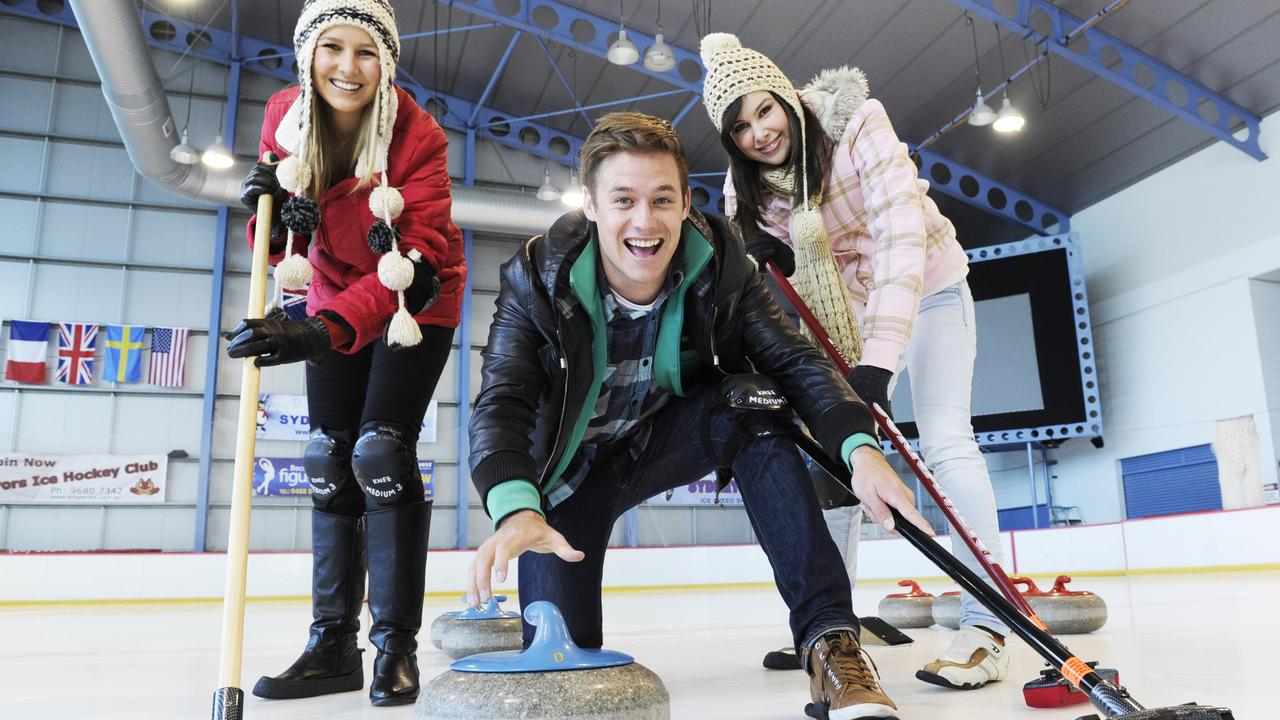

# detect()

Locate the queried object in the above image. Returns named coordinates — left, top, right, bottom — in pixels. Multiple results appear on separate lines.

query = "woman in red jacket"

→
left=227, top=0, right=464, bottom=707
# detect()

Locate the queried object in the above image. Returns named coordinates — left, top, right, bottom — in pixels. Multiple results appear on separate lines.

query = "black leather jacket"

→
left=468, top=209, right=875, bottom=514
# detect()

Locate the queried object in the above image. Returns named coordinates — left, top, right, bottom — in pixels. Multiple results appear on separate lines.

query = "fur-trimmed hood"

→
left=801, top=66, right=870, bottom=142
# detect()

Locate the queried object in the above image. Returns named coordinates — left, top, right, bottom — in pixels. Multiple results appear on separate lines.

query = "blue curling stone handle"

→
left=454, top=595, right=518, bottom=621
left=451, top=601, right=634, bottom=673
left=440, top=594, right=509, bottom=617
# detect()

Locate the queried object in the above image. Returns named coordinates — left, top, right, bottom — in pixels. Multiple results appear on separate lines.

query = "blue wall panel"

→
left=997, top=504, right=1051, bottom=531
left=1121, top=444, right=1221, bottom=519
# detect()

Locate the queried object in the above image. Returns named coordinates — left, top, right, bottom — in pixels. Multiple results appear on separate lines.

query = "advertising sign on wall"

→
left=257, top=394, right=439, bottom=444
left=0, top=454, right=167, bottom=503
left=253, top=456, right=436, bottom=499
left=645, top=471, right=743, bottom=506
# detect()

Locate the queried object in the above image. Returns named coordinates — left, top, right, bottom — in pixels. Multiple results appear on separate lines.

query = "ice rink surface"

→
left=1, top=571, right=1273, bottom=718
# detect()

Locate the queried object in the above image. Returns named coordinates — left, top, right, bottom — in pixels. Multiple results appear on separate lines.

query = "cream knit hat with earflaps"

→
left=699, top=33, right=864, bottom=364
left=269, top=0, right=425, bottom=348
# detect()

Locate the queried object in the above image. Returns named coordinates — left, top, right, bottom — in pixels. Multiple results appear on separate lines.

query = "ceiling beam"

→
left=910, top=146, right=1068, bottom=234
left=951, top=0, right=1265, bottom=160
left=0, top=0, right=724, bottom=215
left=453, top=0, right=1068, bottom=234
left=450, top=0, right=705, bottom=93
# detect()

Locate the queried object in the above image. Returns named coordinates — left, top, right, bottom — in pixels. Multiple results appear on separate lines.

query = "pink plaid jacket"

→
left=725, top=77, right=969, bottom=372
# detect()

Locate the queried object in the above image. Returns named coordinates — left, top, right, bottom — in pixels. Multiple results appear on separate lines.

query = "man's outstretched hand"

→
left=848, top=446, right=935, bottom=536
left=467, top=510, right=585, bottom=607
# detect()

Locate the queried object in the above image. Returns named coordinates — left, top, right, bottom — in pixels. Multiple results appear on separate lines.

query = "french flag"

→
left=5, top=320, right=50, bottom=384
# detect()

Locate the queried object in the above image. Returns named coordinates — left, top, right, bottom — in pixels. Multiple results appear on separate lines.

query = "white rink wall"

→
left=4, top=504, right=1278, bottom=603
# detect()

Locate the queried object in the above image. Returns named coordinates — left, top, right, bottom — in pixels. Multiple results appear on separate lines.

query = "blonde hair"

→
left=301, top=85, right=384, bottom=200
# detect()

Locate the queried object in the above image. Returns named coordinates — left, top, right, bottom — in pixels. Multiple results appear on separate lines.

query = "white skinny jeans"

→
left=824, top=280, right=1009, bottom=635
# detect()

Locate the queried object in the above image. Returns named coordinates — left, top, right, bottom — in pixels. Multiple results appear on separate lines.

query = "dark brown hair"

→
left=719, top=92, right=828, bottom=242
left=580, top=112, right=689, bottom=201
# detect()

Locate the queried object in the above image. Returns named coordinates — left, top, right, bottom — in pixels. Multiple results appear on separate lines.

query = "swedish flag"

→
left=105, top=324, right=145, bottom=383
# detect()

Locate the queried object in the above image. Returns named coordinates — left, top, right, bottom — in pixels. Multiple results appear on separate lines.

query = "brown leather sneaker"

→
left=805, top=630, right=898, bottom=720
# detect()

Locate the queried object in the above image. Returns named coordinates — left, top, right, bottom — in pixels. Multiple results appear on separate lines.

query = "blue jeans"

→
left=518, top=381, right=858, bottom=654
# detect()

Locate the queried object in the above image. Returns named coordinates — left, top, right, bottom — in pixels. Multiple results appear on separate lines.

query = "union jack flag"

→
left=282, top=286, right=308, bottom=320
left=56, top=322, right=97, bottom=385
left=148, top=327, right=189, bottom=388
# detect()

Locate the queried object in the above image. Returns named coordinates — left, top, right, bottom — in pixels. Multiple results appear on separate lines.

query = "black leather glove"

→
left=226, top=314, right=331, bottom=367
left=745, top=233, right=795, bottom=277
left=846, top=365, right=894, bottom=420
left=403, top=261, right=441, bottom=315
left=240, top=154, right=289, bottom=231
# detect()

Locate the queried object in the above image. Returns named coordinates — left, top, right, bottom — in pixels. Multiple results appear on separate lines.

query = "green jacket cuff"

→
left=487, top=479, right=545, bottom=531
left=841, top=432, right=883, bottom=472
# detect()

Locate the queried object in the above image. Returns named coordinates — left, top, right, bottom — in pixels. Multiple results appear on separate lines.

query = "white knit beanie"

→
left=699, top=33, right=814, bottom=210
left=699, top=33, right=803, bottom=136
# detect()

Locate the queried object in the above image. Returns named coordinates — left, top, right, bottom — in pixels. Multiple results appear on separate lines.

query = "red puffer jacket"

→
left=247, top=84, right=465, bottom=352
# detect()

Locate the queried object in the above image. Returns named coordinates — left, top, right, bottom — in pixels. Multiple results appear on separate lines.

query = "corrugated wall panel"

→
left=1121, top=444, right=1221, bottom=519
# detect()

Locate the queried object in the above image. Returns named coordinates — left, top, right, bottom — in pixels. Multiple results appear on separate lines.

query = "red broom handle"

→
left=764, top=260, right=1044, bottom=626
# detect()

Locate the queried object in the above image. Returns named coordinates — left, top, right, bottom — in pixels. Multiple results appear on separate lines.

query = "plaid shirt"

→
left=548, top=284, right=674, bottom=507
left=724, top=98, right=970, bottom=372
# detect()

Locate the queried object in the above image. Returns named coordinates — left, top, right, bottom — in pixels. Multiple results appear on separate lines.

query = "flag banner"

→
left=257, top=394, right=439, bottom=444
left=281, top=287, right=309, bottom=321
left=148, top=327, right=189, bottom=387
left=0, top=453, right=167, bottom=503
left=56, top=322, right=98, bottom=385
left=104, top=324, right=145, bottom=383
left=644, top=471, right=743, bottom=506
left=253, top=456, right=434, bottom=499
left=4, top=320, right=50, bottom=384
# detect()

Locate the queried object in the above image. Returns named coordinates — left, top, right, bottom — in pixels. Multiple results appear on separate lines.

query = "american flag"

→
left=56, top=322, right=97, bottom=385
left=148, top=327, right=189, bottom=387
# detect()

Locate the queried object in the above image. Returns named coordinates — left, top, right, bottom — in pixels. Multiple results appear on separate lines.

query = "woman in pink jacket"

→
left=701, top=33, right=1009, bottom=691
left=227, top=0, right=464, bottom=707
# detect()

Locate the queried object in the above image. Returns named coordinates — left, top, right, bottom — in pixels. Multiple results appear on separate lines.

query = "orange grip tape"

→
left=1061, top=656, right=1092, bottom=689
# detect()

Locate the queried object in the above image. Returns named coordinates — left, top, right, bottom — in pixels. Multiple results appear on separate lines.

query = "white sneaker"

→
left=915, top=626, right=1008, bottom=690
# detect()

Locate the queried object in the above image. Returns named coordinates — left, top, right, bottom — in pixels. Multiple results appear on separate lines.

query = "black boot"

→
left=253, top=510, right=366, bottom=699
left=366, top=501, right=431, bottom=706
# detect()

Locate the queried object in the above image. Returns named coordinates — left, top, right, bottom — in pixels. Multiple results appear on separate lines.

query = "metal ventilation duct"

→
left=66, top=0, right=560, bottom=237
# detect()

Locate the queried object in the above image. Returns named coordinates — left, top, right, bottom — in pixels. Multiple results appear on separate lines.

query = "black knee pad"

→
left=352, top=421, right=422, bottom=506
left=304, top=428, right=356, bottom=511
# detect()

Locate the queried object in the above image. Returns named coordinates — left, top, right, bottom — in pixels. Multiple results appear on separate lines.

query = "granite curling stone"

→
left=931, top=590, right=962, bottom=630
left=431, top=595, right=515, bottom=651
left=1015, top=575, right=1108, bottom=635
left=878, top=579, right=935, bottom=629
left=434, top=595, right=524, bottom=660
left=416, top=601, right=669, bottom=720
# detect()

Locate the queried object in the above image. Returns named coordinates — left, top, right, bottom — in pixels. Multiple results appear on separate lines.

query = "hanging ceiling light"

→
left=608, top=29, right=640, bottom=65
left=536, top=168, right=561, bottom=202
left=169, top=128, right=200, bottom=164
left=561, top=168, right=583, bottom=208
left=201, top=133, right=234, bottom=168
left=964, top=14, right=995, bottom=127
left=992, top=93, right=1025, bottom=133
left=642, top=2, right=674, bottom=72
left=607, top=0, right=639, bottom=65
left=171, top=62, right=199, bottom=164
left=990, top=23, right=1024, bottom=134
left=968, top=88, right=996, bottom=127
left=643, top=33, right=675, bottom=72
left=203, top=69, right=235, bottom=169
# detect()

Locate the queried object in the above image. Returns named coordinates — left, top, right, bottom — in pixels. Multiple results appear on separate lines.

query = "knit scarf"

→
left=761, top=161, right=862, bottom=366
